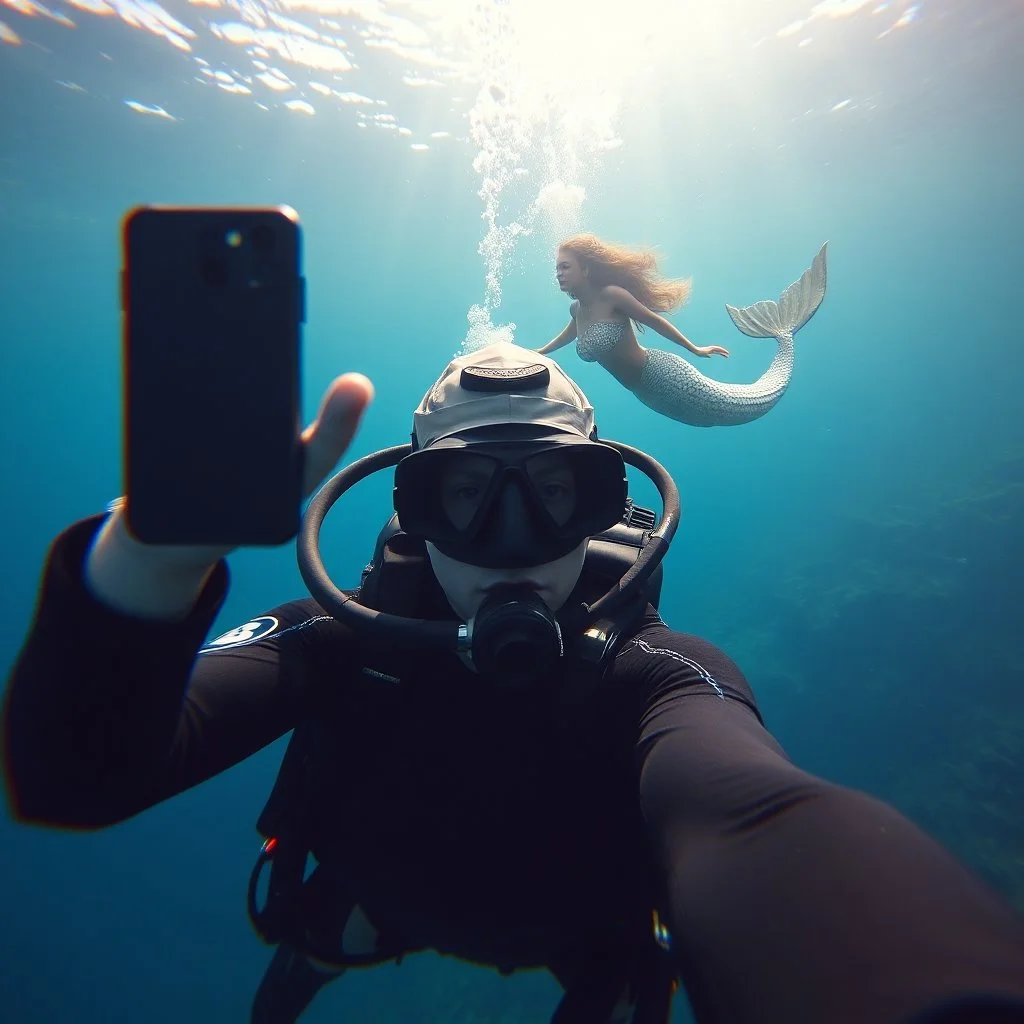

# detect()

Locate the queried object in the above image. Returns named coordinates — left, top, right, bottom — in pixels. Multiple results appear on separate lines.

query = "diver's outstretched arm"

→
left=603, top=285, right=729, bottom=358
left=536, top=320, right=577, bottom=355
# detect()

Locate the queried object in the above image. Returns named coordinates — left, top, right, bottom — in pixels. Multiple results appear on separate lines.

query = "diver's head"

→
left=394, top=342, right=627, bottom=621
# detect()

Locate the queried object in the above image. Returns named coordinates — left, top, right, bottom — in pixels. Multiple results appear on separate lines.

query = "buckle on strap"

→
left=248, top=836, right=306, bottom=945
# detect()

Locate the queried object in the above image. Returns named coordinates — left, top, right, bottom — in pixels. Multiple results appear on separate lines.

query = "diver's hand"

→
left=300, top=373, right=375, bottom=499
left=696, top=345, right=730, bottom=358
left=87, top=373, right=374, bottom=619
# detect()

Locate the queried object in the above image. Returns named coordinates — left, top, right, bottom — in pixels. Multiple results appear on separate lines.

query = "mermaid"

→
left=537, top=233, right=827, bottom=427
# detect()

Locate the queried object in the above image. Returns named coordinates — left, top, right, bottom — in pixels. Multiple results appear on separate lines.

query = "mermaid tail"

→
left=631, top=243, right=828, bottom=427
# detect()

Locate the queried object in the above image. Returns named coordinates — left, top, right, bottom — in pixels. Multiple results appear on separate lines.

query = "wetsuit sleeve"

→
left=621, top=620, right=1024, bottom=1023
left=2, top=515, right=352, bottom=830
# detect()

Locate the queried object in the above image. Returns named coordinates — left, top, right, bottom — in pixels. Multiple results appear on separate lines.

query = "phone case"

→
left=122, top=205, right=304, bottom=546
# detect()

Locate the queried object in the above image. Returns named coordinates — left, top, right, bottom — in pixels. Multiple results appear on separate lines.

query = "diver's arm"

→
left=603, top=285, right=729, bottom=358
left=2, top=515, right=346, bottom=829
left=86, top=505, right=227, bottom=620
left=627, top=622, right=1024, bottom=1021
left=536, top=320, right=577, bottom=355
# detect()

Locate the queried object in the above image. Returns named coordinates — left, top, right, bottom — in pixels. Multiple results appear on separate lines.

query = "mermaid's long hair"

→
left=558, top=233, right=691, bottom=318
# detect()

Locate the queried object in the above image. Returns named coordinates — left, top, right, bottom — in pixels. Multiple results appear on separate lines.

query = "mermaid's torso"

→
left=573, top=301, right=628, bottom=363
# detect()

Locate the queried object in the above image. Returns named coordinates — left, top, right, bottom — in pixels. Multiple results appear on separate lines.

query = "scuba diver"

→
left=4, top=341, right=1024, bottom=1024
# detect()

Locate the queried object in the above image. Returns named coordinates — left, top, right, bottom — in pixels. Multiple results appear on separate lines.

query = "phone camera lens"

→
left=252, top=225, right=276, bottom=253
left=225, top=230, right=243, bottom=248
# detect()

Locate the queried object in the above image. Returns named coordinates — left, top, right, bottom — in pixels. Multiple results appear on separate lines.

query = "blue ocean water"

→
left=1, top=2, right=1022, bottom=1021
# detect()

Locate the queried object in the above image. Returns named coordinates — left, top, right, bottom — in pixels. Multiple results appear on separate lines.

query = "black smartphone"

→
left=122, top=205, right=304, bottom=546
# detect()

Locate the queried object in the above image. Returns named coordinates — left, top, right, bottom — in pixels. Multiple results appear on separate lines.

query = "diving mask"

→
left=393, top=429, right=627, bottom=569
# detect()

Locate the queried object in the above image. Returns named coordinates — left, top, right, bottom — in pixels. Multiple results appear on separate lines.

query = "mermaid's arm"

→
left=536, top=319, right=577, bottom=355
left=604, top=285, right=729, bottom=358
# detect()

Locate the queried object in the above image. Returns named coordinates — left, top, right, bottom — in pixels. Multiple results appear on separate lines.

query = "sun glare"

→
left=1, top=0, right=928, bottom=347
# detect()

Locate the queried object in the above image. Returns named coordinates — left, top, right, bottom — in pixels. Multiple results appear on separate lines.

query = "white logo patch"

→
left=202, top=616, right=280, bottom=652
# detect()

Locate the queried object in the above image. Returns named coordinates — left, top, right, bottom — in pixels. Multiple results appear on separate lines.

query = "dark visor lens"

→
left=394, top=440, right=626, bottom=546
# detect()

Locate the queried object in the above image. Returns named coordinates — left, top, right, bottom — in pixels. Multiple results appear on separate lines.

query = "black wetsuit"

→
left=4, top=516, right=1024, bottom=1023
